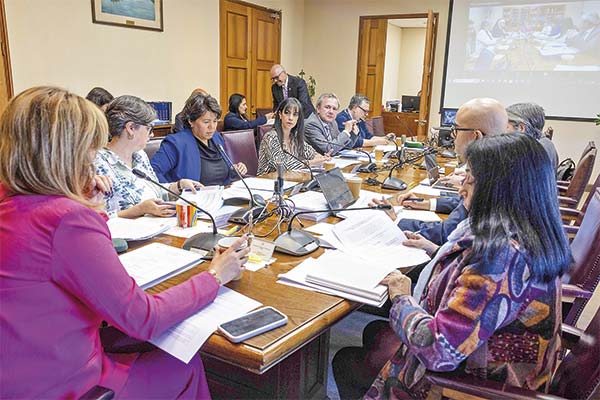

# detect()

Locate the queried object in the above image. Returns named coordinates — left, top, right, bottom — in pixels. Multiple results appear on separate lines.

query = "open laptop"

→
left=314, top=168, right=357, bottom=213
left=424, top=154, right=459, bottom=192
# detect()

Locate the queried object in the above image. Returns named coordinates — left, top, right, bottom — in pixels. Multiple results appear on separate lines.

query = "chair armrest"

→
left=561, top=323, right=595, bottom=351
left=559, top=207, right=581, bottom=219
left=79, top=386, right=114, bottom=400
left=425, top=372, right=564, bottom=400
left=563, top=225, right=580, bottom=236
left=561, top=283, right=592, bottom=301
left=558, top=196, right=578, bottom=206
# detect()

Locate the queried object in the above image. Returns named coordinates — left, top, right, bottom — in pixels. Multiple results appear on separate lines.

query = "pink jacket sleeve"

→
left=50, top=207, right=219, bottom=341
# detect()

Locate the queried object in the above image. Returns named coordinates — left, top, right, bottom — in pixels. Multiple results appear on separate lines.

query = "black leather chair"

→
left=221, top=129, right=259, bottom=176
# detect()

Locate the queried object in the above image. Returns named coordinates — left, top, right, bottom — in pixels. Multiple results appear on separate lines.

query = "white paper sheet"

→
left=164, top=221, right=214, bottom=238
left=231, top=177, right=296, bottom=192
left=411, top=184, right=442, bottom=197
left=330, top=158, right=362, bottom=169
left=150, top=287, right=261, bottom=363
left=107, top=217, right=172, bottom=240
left=395, top=209, right=442, bottom=222
left=303, top=222, right=335, bottom=236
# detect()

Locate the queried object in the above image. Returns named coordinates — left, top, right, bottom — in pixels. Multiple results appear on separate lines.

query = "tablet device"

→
left=315, top=167, right=356, bottom=211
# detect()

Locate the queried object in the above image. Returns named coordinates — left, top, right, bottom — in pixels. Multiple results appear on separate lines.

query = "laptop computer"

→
left=424, top=154, right=459, bottom=192
left=315, top=168, right=357, bottom=213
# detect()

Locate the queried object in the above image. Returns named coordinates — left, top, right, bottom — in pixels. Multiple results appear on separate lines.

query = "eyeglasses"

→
left=271, top=72, right=284, bottom=82
left=449, top=124, right=483, bottom=139
left=130, top=121, right=154, bottom=135
left=357, top=105, right=370, bottom=115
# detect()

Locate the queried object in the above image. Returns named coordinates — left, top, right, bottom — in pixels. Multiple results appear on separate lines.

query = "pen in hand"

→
left=404, top=197, right=424, bottom=202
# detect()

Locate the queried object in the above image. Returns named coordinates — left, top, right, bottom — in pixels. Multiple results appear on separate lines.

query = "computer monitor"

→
left=440, top=108, right=457, bottom=127
left=401, top=95, right=420, bottom=112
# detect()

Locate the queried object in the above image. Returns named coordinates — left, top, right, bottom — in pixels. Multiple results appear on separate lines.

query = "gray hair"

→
left=349, top=94, right=370, bottom=109
left=316, top=92, right=340, bottom=109
left=105, top=95, right=156, bottom=137
left=506, top=102, right=545, bottom=140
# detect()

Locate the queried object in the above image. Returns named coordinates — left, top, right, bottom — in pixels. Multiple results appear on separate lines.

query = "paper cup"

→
left=444, top=163, right=456, bottom=176
left=374, top=148, right=384, bottom=161
left=346, top=177, right=363, bottom=200
left=217, top=237, right=248, bottom=280
left=324, top=160, right=336, bottom=171
left=176, top=200, right=198, bottom=228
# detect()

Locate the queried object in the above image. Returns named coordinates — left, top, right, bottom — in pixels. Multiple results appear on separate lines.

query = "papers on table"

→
left=180, top=186, right=224, bottom=217
left=338, top=149, right=364, bottom=158
left=119, top=243, right=204, bottom=289
left=330, top=157, right=363, bottom=169
left=107, top=217, right=171, bottom=241
left=150, top=286, right=261, bottom=363
left=164, top=220, right=214, bottom=239
left=231, top=177, right=296, bottom=192
left=288, top=190, right=330, bottom=221
left=336, top=189, right=390, bottom=219
left=303, top=222, right=335, bottom=236
left=411, top=184, right=442, bottom=197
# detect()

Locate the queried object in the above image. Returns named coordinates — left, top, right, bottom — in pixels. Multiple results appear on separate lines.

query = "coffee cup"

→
left=324, top=160, right=336, bottom=171
left=217, top=236, right=248, bottom=280
left=444, top=163, right=456, bottom=176
left=374, top=148, right=384, bottom=161
left=346, top=177, right=362, bottom=200
left=176, top=199, right=198, bottom=228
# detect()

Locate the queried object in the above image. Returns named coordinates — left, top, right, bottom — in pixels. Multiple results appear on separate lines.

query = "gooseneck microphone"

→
left=216, top=144, right=266, bottom=224
left=282, top=149, right=318, bottom=191
left=273, top=204, right=392, bottom=256
left=381, top=147, right=437, bottom=191
left=131, top=168, right=223, bottom=258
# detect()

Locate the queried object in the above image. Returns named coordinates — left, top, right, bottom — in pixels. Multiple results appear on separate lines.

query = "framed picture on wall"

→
left=91, top=0, right=163, bottom=32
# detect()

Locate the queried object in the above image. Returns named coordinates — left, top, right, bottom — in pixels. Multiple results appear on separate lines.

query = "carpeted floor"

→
left=326, top=310, right=387, bottom=399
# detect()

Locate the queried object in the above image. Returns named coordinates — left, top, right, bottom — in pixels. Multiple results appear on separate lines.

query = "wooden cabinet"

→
left=152, top=124, right=173, bottom=138
left=381, top=111, right=419, bottom=137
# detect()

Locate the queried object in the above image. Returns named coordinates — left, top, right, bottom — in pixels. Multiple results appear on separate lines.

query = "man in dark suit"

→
left=270, top=64, right=315, bottom=117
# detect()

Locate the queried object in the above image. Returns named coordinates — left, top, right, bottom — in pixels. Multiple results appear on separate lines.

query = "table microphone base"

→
left=274, top=229, right=320, bottom=256
left=183, top=232, right=225, bottom=259
left=381, top=177, right=407, bottom=191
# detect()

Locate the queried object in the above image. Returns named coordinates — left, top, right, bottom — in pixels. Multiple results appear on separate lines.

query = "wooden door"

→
left=355, top=18, right=387, bottom=117
left=417, top=10, right=438, bottom=139
left=220, top=0, right=280, bottom=118
left=0, top=0, right=13, bottom=115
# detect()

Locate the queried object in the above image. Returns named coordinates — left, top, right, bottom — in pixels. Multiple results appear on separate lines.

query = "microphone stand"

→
left=274, top=204, right=392, bottom=256
left=131, top=169, right=223, bottom=259
left=216, top=144, right=266, bottom=224
left=381, top=147, right=437, bottom=191
left=323, top=139, right=376, bottom=173
left=282, top=149, right=318, bottom=191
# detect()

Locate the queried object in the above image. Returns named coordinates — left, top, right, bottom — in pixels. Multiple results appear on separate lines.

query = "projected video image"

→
left=466, top=1, right=600, bottom=71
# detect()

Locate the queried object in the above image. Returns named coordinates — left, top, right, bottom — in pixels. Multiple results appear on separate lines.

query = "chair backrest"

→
left=255, top=108, right=272, bottom=119
left=143, top=138, right=163, bottom=160
left=256, top=124, right=274, bottom=150
left=221, top=129, right=258, bottom=176
left=216, top=120, right=225, bottom=134
left=565, top=147, right=597, bottom=203
left=564, top=188, right=600, bottom=326
left=551, top=305, right=600, bottom=399
left=576, top=173, right=600, bottom=226
left=579, top=141, right=596, bottom=164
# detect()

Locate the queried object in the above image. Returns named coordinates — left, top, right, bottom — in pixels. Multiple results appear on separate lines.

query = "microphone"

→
left=385, top=135, right=401, bottom=161
left=131, top=168, right=223, bottom=258
left=275, top=163, right=284, bottom=196
left=381, top=147, right=437, bottom=191
left=323, top=139, right=376, bottom=173
left=274, top=204, right=392, bottom=256
left=216, top=144, right=266, bottom=224
left=282, top=149, right=318, bottom=191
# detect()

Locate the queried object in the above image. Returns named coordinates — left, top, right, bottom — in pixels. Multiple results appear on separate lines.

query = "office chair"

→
left=558, top=146, right=596, bottom=208
left=221, top=129, right=259, bottom=176
left=143, top=138, right=164, bottom=160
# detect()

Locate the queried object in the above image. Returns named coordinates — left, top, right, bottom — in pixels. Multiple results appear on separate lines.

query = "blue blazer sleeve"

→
left=435, top=196, right=461, bottom=214
left=151, top=137, right=179, bottom=183
left=398, top=201, right=468, bottom=245
left=223, top=113, right=267, bottom=131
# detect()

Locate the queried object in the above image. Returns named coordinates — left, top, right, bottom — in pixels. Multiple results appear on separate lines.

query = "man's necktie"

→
left=324, top=124, right=331, bottom=140
left=283, top=85, right=288, bottom=100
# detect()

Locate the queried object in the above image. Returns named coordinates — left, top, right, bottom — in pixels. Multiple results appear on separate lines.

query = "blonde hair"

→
left=0, top=86, right=109, bottom=205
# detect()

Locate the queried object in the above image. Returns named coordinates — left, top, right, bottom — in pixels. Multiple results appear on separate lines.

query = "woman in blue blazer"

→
left=223, top=93, right=274, bottom=131
left=151, top=93, right=247, bottom=185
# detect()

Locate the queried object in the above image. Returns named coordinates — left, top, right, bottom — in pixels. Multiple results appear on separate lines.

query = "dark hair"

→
left=273, top=98, right=306, bottom=158
left=349, top=93, right=369, bottom=109
left=506, top=103, right=545, bottom=140
left=85, top=87, right=114, bottom=108
left=183, top=93, right=222, bottom=128
left=228, top=93, right=247, bottom=119
left=105, top=95, right=156, bottom=137
left=465, top=133, right=571, bottom=282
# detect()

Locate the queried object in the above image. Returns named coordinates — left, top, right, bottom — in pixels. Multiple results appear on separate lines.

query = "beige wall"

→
left=382, top=23, right=401, bottom=104
left=5, top=0, right=303, bottom=114
left=396, top=28, right=425, bottom=99
left=302, top=0, right=599, bottom=177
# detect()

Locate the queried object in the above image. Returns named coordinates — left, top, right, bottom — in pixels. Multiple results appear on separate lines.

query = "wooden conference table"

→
left=133, top=158, right=434, bottom=399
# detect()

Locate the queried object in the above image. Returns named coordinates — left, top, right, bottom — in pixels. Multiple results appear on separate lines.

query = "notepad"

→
left=119, top=243, right=204, bottom=289
left=107, top=217, right=171, bottom=241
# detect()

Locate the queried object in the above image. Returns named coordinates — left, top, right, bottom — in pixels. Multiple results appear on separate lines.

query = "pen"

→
left=404, top=197, right=424, bottom=202
left=224, top=225, right=241, bottom=236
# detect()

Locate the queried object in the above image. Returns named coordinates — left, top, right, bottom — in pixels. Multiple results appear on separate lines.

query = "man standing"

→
left=336, top=94, right=393, bottom=148
left=305, top=93, right=359, bottom=155
left=270, top=64, right=315, bottom=117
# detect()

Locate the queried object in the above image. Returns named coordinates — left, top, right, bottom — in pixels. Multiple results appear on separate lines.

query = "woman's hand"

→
left=265, top=112, right=276, bottom=120
left=88, top=175, right=113, bottom=204
left=369, top=196, right=397, bottom=221
left=395, top=192, right=430, bottom=210
left=403, top=231, right=439, bottom=256
left=309, top=151, right=332, bottom=167
left=439, top=170, right=465, bottom=187
left=177, top=179, right=203, bottom=194
left=381, top=271, right=411, bottom=300
left=233, top=162, right=248, bottom=176
left=138, top=198, right=176, bottom=218
left=210, top=236, right=251, bottom=284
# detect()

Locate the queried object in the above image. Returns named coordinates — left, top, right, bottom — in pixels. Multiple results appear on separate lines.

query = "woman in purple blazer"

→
left=0, top=86, right=249, bottom=399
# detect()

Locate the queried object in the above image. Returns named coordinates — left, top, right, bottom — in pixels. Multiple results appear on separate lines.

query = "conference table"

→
left=134, top=157, right=436, bottom=399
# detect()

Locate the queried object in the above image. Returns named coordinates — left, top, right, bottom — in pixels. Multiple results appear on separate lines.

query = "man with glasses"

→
left=336, top=94, right=395, bottom=148
left=270, top=64, right=315, bottom=117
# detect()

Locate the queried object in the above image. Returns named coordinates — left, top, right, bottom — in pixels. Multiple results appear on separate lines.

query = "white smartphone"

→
left=218, top=307, right=288, bottom=343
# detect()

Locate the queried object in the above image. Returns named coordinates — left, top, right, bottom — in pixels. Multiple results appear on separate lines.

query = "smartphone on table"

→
left=218, top=307, right=288, bottom=343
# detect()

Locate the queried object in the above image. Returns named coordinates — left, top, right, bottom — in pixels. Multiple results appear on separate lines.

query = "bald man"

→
left=396, top=98, right=508, bottom=245
left=270, top=64, right=315, bottom=117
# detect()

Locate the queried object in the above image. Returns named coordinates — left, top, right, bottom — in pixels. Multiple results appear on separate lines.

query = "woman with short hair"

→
left=223, top=93, right=274, bottom=131
left=334, top=133, right=572, bottom=399
left=94, top=95, right=202, bottom=218
left=257, top=97, right=330, bottom=175
left=0, top=86, right=249, bottom=399
left=151, top=92, right=247, bottom=185
left=85, top=86, right=114, bottom=111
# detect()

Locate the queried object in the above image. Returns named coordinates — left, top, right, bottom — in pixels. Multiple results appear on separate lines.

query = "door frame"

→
left=356, top=13, right=438, bottom=138
left=0, top=0, right=14, bottom=100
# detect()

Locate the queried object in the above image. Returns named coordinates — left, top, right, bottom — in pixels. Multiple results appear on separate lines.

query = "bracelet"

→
left=207, top=269, right=221, bottom=285
left=177, top=180, right=183, bottom=193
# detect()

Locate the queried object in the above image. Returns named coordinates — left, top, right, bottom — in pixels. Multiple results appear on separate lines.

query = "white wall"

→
left=396, top=28, right=425, bottom=98
left=382, top=23, right=402, bottom=104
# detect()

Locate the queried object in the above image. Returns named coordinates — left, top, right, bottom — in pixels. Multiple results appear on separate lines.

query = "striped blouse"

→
left=257, top=130, right=317, bottom=175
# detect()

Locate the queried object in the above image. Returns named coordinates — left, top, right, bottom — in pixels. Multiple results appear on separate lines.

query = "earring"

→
left=127, top=133, right=134, bottom=140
